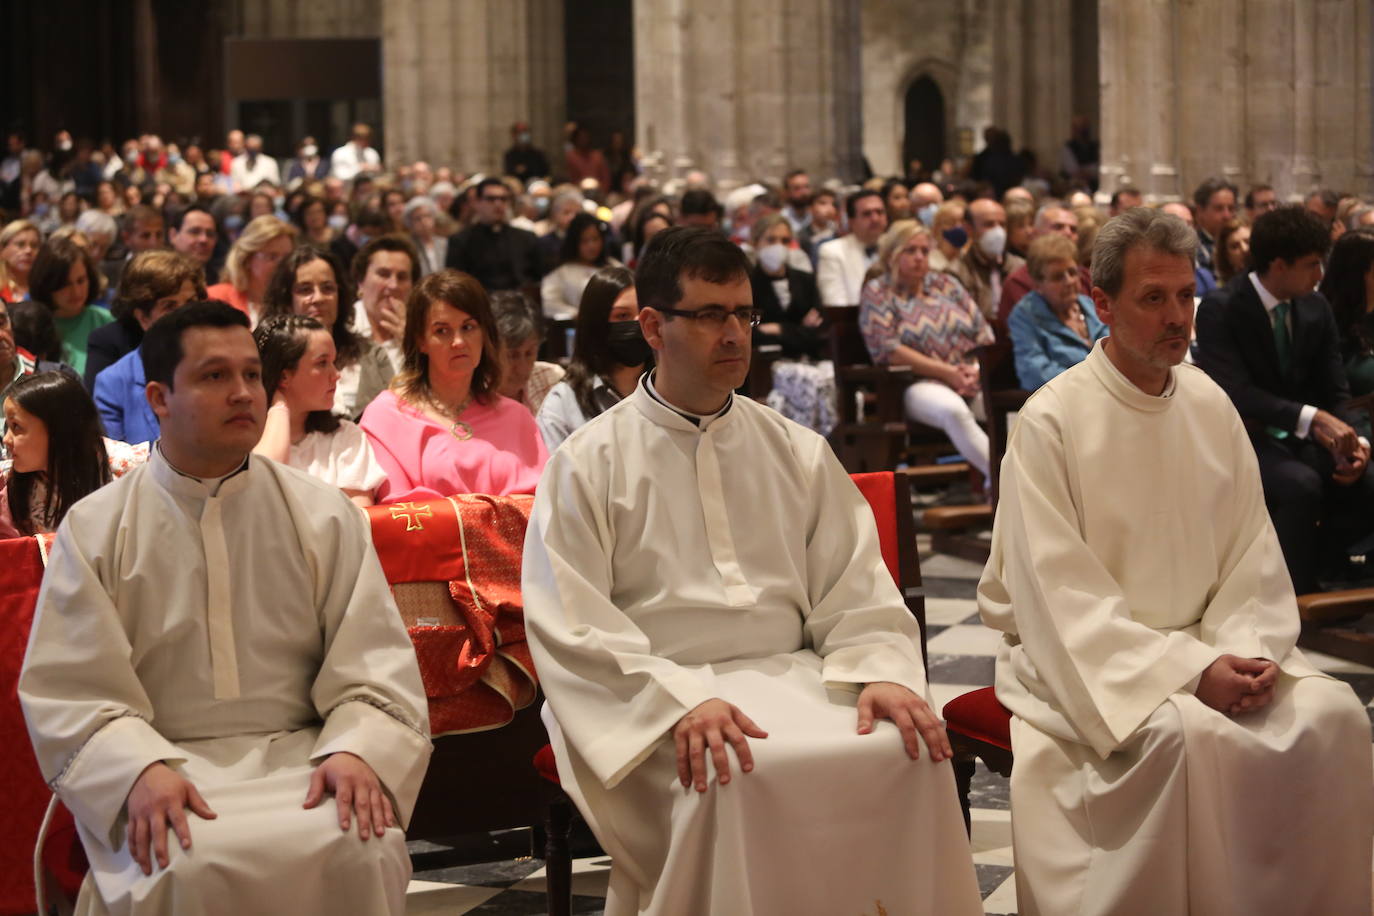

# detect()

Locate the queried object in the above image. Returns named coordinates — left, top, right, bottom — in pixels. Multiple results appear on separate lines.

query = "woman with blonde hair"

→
left=0, top=219, right=42, bottom=303
left=859, top=219, right=993, bottom=476
left=359, top=269, right=547, bottom=501
left=205, top=214, right=297, bottom=326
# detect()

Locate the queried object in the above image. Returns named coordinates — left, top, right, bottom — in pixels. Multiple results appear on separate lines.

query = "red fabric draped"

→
left=0, top=534, right=85, bottom=913
left=368, top=496, right=539, bottom=737
left=850, top=472, right=901, bottom=586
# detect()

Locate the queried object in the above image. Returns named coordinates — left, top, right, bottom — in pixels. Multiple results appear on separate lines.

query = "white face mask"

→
left=978, top=225, right=1007, bottom=260
left=757, top=242, right=788, bottom=275
left=302, top=145, right=318, bottom=158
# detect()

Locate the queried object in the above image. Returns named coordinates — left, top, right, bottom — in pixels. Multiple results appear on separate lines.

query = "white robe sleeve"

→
left=978, top=408, right=1220, bottom=757
left=522, top=450, right=718, bottom=789
left=294, top=487, right=433, bottom=826
left=20, top=521, right=190, bottom=845
left=799, top=435, right=929, bottom=696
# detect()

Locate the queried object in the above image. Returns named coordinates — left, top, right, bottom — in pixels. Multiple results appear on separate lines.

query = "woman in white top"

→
left=537, top=266, right=649, bottom=450
left=252, top=314, right=386, bottom=506
left=540, top=211, right=622, bottom=319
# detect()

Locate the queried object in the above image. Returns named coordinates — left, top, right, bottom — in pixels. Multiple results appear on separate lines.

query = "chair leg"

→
left=951, top=755, right=976, bottom=837
left=544, top=795, right=575, bottom=916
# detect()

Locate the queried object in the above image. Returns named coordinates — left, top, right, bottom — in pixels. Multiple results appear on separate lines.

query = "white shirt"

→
left=330, top=142, right=381, bottom=182
left=287, top=420, right=388, bottom=494
left=229, top=152, right=281, bottom=191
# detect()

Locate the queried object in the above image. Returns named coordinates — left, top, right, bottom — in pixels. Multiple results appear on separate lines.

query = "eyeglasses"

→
left=482, top=194, right=511, bottom=204
left=657, top=306, right=763, bottom=328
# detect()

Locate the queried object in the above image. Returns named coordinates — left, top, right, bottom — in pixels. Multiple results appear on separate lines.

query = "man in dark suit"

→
left=1196, top=205, right=1374, bottom=593
left=445, top=177, right=539, bottom=295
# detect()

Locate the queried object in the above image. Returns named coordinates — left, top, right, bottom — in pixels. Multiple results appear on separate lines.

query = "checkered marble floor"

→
left=403, top=532, right=1374, bottom=915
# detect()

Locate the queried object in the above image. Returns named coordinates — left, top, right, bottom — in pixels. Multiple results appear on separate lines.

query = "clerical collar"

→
left=155, top=441, right=251, bottom=496
left=643, top=371, right=732, bottom=427
left=1088, top=339, right=1176, bottom=408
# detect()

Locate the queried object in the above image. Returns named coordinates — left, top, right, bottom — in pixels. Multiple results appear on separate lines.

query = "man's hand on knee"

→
left=304, top=751, right=396, bottom=841
left=673, top=699, right=768, bottom=793
left=125, top=762, right=217, bottom=876
left=856, top=682, right=951, bottom=762
left=1197, top=655, right=1279, bottom=716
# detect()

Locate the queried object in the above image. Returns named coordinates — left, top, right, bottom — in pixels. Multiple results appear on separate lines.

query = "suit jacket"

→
left=816, top=234, right=873, bottom=307
left=446, top=222, right=540, bottom=292
left=749, top=265, right=825, bottom=359
left=1195, top=273, right=1354, bottom=434
left=83, top=320, right=141, bottom=390
left=92, top=346, right=160, bottom=445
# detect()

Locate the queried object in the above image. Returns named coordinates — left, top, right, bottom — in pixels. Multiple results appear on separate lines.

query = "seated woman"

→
left=1215, top=219, right=1252, bottom=286
left=858, top=219, right=993, bottom=477
left=28, top=237, right=112, bottom=378
left=1007, top=233, right=1109, bottom=390
left=1, top=371, right=147, bottom=538
left=1323, top=228, right=1374, bottom=400
left=491, top=292, right=565, bottom=415
left=206, top=214, right=297, bottom=327
left=748, top=214, right=825, bottom=359
left=540, top=212, right=621, bottom=319
left=359, top=269, right=547, bottom=501
left=92, top=251, right=204, bottom=444
left=0, top=219, right=41, bottom=303
left=262, top=246, right=393, bottom=418
left=252, top=314, right=386, bottom=507
left=537, top=266, right=647, bottom=450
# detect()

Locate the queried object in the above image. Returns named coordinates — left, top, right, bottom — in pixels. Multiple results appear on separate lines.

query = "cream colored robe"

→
left=523, top=375, right=982, bottom=916
left=20, top=449, right=433, bottom=916
left=979, top=342, right=1374, bottom=915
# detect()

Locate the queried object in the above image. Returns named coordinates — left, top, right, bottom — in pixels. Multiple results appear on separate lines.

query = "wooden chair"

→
left=975, top=336, right=1030, bottom=511
left=823, top=305, right=969, bottom=481
left=534, top=471, right=931, bottom=910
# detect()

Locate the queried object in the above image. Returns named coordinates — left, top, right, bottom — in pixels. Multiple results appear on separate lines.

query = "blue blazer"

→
left=1007, top=291, right=1109, bottom=390
left=93, top=347, right=159, bottom=445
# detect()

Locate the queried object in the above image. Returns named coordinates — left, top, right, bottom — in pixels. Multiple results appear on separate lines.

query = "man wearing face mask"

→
left=948, top=198, right=1025, bottom=320
left=230, top=134, right=281, bottom=194
left=287, top=136, right=330, bottom=189
left=503, top=121, right=550, bottom=181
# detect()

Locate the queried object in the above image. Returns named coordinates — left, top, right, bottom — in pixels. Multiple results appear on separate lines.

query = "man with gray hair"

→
left=979, top=207, right=1372, bottom=915
left=995, top=200, right=1088, bottom=323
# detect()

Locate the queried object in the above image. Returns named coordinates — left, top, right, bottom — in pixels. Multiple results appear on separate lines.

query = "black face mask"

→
left=942, top=226, right=969, bottom=249
left=606, top=320, right=652, bottom=367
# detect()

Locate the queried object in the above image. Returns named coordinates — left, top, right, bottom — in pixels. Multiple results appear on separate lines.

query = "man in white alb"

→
left=523, top=226, right=982, bottom=915
left=979, top=207, right=1373, bottom=915
left=20, top=301, right=432, bottom=916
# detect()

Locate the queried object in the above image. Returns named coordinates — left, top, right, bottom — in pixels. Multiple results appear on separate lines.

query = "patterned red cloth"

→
left=368, top=495, right=539, bottom=737
left=0, top=534, right=86, bottom=913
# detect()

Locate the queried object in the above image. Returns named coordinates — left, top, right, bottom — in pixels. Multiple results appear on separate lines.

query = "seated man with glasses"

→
left=444, top=176, right=540, bottom=294
left=523, top=226, right=982, bottom=915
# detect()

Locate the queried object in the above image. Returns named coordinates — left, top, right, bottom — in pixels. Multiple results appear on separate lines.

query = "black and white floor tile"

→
left=404, top=532, right=1374, bottom=915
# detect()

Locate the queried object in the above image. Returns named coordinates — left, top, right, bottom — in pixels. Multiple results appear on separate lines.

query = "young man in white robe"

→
left=979, top=207, right=1374, bottom=916
left=522, top=226, right=982, bottom=916
left=20, top=301, right=432, bottom=916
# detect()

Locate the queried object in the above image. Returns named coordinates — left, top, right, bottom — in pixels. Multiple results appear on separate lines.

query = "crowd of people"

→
left=5, top=113, right=1374, bottom=915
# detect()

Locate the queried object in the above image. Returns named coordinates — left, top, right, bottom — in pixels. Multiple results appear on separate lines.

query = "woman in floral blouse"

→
left=858, top=219, right=994, bottom=476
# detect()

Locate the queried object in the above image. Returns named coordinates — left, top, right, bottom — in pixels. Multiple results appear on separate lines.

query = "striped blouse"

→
left=859, top=271, right=994, bottom=367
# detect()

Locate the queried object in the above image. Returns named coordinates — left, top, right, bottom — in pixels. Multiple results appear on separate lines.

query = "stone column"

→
left=634, top=0, right=863, bottom=188
left=1097, top=0, right=1180, bottom=200
left=382, top=0, right=564, bottom=173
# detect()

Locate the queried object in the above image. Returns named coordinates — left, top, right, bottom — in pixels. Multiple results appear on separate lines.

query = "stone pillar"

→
left=1097, top=0, right=1180, bottom=200
left=234, top=0, right=380, bottom=38
left=382, top=0, right=564, bottom=173
left=634, top=0, right=863, bottom=188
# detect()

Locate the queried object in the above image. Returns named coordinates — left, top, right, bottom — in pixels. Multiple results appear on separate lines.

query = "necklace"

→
left=426, top=391, right=475, bottom=440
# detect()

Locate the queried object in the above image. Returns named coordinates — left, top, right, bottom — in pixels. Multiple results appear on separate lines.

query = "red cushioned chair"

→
left=533, top=471, right=931, bottom=912
left=0, top=535, right=87, bottom=914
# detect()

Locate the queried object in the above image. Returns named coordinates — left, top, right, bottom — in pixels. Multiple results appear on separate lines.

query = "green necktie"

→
left=1273, top=300, right=1292, bottom=378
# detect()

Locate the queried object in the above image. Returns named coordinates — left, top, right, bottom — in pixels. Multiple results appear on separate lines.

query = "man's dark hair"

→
left=351, top=234, right=420, bottom=286
left=350, top=205, right=388, bottom=233
left=1110, top=186, right=1142, bottom=209
left=680, top=189, right=722, bottom=219
left=845, top=188, right=883, bottom=220
left=636, top=226, right=749, bottom=314
left=1192, top=176, right=1238, bottom=210
left=1244, top=184, right=1274, bottom=210
left=122, top=204, right=163, bottom=234
left=141, top=299, right=251, bottom=388
left=1307, top=188, right=1342, bottom=211
left=1249, top=205, right=1331, bottom=275
left=167, top=203, right=215, bottom=233
left=784, top=169, right=808, bottom=186
left=476, top=176, right=508, bottom=199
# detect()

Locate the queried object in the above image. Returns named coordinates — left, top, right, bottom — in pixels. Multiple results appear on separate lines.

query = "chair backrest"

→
left=976, top=338, right=1029, bottom=510
left=850, top=471, right=928, bottom=656
left=825, top=305, right=873, bottom=366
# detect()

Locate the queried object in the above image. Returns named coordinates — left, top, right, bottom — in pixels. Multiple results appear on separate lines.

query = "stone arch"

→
left=896, top=59, right=959, bottom=177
